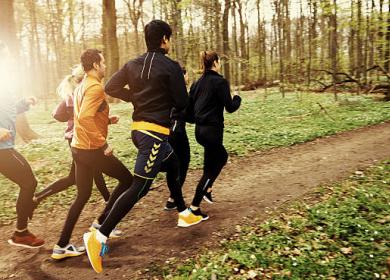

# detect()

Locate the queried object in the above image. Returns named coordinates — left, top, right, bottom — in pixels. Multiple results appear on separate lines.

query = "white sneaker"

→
left=89, top=220, right=123, bottom=238
left=51, top=244, right=85, bottom=260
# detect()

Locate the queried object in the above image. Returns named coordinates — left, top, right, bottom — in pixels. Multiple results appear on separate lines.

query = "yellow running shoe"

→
left=177, top=208, right=203, bottom=227
left=83, top=231, right=107, bottom=273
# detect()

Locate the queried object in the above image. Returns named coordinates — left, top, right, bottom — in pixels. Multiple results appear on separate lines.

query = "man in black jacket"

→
left=83, top=20, right=202, bottom=274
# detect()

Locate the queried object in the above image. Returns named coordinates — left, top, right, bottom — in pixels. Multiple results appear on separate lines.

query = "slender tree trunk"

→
left=222, top=0, right=231, bottom=81
left=356, top=0, right=363, bottom=81
left=349, top=0, right=356, bottom=75
left=237, top=0, right=248, bottom=84
left=330, top=0, right=338, bottom=100
left=256, top=0, right=262, bottom=80
left=275, top=1, right=285, bottom=97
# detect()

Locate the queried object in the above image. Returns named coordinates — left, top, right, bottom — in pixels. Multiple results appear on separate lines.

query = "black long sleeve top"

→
left=186, top=70, right=241, bottom=127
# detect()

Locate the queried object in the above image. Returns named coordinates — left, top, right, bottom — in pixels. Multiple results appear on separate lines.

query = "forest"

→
left=0, top=0, right=389, bottom=105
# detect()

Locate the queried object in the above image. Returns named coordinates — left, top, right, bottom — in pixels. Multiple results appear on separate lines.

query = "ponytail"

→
left=56, top=64, right=84, bottom=100
left=200, top=51, right=219, bottom=72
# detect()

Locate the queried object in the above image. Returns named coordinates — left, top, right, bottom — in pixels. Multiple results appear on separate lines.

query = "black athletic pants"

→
left=191, top=125, right=228, bottom=207
left=99, top=130, right=186, bottom=238
left=167, top=121, right=190, bottom=195
left=35, top=140, right=110, bottom=203
left=57, top=147, right=133, bottom=247
left=0, top=148, right=37, bottom=230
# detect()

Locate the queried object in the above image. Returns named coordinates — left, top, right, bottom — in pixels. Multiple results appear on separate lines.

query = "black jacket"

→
left=105, top=48, right=188, bottom=128
left=186, top=70, right=241, bottom=127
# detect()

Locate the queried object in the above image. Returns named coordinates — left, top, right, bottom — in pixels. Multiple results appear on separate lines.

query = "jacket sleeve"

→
left=105, top=64, right=133, bottom=102
left=15, top=99, right=30, bottom=114
left=217, top=79, right=241, bottom=113
left=76, top=84, right=107, bottom=146
left=52, top=100, right=70, bottom=122
left=169, top=63, right=188, bottom=111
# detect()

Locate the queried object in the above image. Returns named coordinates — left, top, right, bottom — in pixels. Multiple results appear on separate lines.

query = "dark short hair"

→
left=80, top=49, right=102, bottom=72
left=201, top=51, right=219, bottom=72
left=144, top=20, right=172, bottom=51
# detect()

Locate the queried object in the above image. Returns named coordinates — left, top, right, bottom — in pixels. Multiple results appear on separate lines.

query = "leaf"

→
left=340, top=247, right=353, bottom=255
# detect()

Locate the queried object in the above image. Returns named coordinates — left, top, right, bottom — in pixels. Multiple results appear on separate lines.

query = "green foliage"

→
left=0, top=90, right=389, bottom=223
left=164, top=160, right=390, bottom=280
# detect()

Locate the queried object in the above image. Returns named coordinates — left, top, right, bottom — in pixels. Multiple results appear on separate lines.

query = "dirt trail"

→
left=0, top=122, right=390, bottom=280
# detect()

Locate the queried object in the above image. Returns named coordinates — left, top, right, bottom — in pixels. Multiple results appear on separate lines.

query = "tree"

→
left=103, top=0, right=120, bottom=79
left=222, top=0, right=231, bottom=81
left=123, top=0, right=144, bottom=55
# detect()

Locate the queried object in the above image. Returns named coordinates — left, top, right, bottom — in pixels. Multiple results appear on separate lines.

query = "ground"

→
left=0, top=121, right=389, bottom=280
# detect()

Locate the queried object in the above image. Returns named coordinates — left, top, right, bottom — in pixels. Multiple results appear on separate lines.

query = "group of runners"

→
left=0, top=20, right=241, bottom=273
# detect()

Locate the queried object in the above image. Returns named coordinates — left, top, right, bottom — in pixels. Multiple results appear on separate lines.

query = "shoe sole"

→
left=51, top=252, right=85, bottom=260
left=8, top=239, right=44, bottom=249
left=202, top=216, right=209, bottom=221
left=203, top=196, right=214, bottom=204
left=164, top=206, right=177, bottom=211
left=177, top=218, right=203, bottom=228
left=83, top=232, right=103, bottom=273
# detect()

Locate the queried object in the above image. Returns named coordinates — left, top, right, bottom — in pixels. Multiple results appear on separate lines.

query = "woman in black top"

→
left=187, top=51, right=241, bottom=219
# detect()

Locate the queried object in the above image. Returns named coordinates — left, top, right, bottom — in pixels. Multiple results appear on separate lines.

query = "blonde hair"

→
left=56, top=64, right=85, bottom=99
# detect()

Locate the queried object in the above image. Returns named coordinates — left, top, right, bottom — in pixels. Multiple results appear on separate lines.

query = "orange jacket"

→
left=71, top=75, right=109, bottom=150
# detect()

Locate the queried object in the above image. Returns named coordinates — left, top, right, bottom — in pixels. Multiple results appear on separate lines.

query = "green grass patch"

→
left=0, top=90, right=389, bottom=223
left=161, top=160, right=390, bottom=280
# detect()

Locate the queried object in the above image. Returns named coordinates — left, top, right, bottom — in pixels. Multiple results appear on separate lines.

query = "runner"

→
left=0, top=41, right=44, bottom=248
left=52, top=49, right=133, bottom=260
left=33, top=65, right=110, bottom=206
left=187, top=51, right=241, bottom=219
left=83, top=20, right=202, bottom=273
left=164, top=66, right=191, bottom=211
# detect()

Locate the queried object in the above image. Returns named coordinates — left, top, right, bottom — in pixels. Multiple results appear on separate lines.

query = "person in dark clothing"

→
left=83, top=20, right=202, bottom=274
left=33, top=65, right=110, bottom=206
left=164, top=66, right=191, bottom=211
left=187, top=51, right=241, bottom=219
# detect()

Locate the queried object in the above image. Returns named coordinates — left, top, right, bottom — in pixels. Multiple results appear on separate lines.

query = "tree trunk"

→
left=237, top=0, right=248, bottom=84
left=222, top=0, right=231, bottom=81
left=275, top=1, right=285, bottom=97
left=356, top=0, right=363, bottom=81
left=348, top=0, right=356, bottom=75
left=231, top=1, right=239, bottom=86
left=330, top=0, right=338, bottom=100
left=102, top=0, right=119, bottom=79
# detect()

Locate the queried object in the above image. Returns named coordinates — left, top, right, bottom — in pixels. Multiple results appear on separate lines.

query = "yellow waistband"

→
left=131, top=121, right=170, bottom=135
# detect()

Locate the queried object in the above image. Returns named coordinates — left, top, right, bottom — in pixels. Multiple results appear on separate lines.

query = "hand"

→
left=104, top=144, right=113, bottom=156
left=109, top=115, right=120, bottom=125
left=26, top=96, right=37, bottom=106
left=0, top=128, right=12, bottom=142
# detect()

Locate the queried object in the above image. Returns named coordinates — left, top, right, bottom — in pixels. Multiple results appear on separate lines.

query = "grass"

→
left=0, top=89, right=389, bottom=223
left=160, top=160, right=390, bottom=280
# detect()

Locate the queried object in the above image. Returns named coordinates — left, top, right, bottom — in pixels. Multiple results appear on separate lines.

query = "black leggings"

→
left=191, top=125, right=228, bottom=207
left=167, top=125, right=190, bottom=196
left=57, top=147, right=133, bottom=247
left=99, top=131, right=186, bottom=238
left=0, top=149, right=37, bottom=230
left=35, top=140, right=110, bottom=203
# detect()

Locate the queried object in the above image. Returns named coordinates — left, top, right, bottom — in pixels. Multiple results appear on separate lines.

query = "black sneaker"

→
left=164, top=200, right=177, bottom=211
left=203, top=191, right=213, bottom=204
left=191, top=209, right=209, bottom=221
